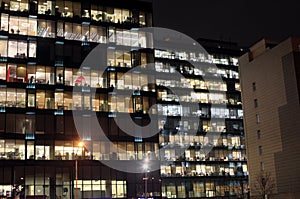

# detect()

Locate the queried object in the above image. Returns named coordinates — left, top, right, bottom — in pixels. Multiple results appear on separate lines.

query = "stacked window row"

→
left=159, top=134, right=245, bottom=150
left=0, top=63, right=149, bottom=87
left=0, top=139, right=159, bottom=162
left=0, top=87, right=243, bottom=120
left=158, top=117, right=244, bottom=134
left=0, top=88, right=158, bottom=114
left=160, top=161, right=247, bottom=177
left=162, top=180, right=248, bottom=198
left=0, top=113, right=155, bottom=135
left=0, top=88, right=157, bottom=114
left=155, top=61, right=240, bottom=79
left=1, top=0, right=151, bottom=27
left=162, top=148, right=246, bottom=162
left=157, top=89, right=242, bottom=105
left=0, top=58, right=152, bottom=87
left=0, top=112, right=243, bottom=136
left=0, top=166, right=131, bottom=199
left=0, top=14, right=150, bottom=47
left=156, top=104, right=242, bottom=119
left=154, top=49, right=239, bottom=66
left=157, top=78, right=228, bottom=91
left=0, top=38, right=36, bottom=58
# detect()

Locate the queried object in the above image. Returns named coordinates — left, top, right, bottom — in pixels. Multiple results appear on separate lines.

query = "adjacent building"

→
left=239, top=37, right=300, bottom=199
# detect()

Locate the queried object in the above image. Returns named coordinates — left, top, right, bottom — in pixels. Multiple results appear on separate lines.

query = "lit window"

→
left=27, top=90, right=35, bottom=108
left=38, top=0, right=55, bottom=15
left=1, top=13, right=9, bottom=31
left=256, top=114, right=260, bottom=124
left=28, top=41, right=36, bottom=58
left=37, top=19, right=55, bottom=38
left=0, top=38, right=7, bottom=58
left=8, top=40, right=28, bottom=58
left=10, top=0, right=29, bottom=12
left=26, top=141, right=34, bottom=159
left=0, top=63, right=6, bottom=80
left=9, top=16, right=36, bottom=36
left=111, top=180, right=126, bottom=198
left=55, top=92, right=64, bottom=110
left=16, top=89, right=26, bottom=108
left=36, top=90, right=45, bottom=109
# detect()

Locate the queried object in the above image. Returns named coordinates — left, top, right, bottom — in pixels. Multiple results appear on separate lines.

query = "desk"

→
left=58, top=106, right=68, bottom=110
left=12, top=77, right=24, bottom=83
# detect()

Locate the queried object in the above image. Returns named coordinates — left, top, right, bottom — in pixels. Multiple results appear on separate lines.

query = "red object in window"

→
left=25, top=73, right=28, bottom=83
left=6, top=67, right=10, bottom=82
left=75, top=76, right=85, bottom=85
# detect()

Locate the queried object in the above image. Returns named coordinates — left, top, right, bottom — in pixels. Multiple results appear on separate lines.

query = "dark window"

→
left=56, top=115, right=64, bottom=134
left=37, top=40, right=55, bottom=65
left=260, top=161, right=264, bottom=171
left=259, top=146, right=263, bottom=155
left=6, top=114, right=16, bottom=133
left=0, top=114, right=5, bottom=132
left=257, top=130, right=261, bottom=139
left=252, top=82, right=256, bottom=91
left=36, top=114, right=45, bottom=134
left=45, top=114, right=54, bottom=134
left=72, top=45, right=82, bottom=65
left=254, top=99, right=258, bottom=108
left=65, top=115, right=76, bottom=136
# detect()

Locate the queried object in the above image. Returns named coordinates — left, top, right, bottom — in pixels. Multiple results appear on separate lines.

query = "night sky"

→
left=151, top=0, right=300, bottom=47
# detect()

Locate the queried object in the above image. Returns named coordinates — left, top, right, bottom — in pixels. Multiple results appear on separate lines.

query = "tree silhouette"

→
left=254, top=171, right=275, bottom=199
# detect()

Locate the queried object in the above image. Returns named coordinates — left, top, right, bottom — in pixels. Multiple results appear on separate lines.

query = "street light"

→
left=143, top=158, right=149, bottom=199
left=75, top=141, right=84, bottom=199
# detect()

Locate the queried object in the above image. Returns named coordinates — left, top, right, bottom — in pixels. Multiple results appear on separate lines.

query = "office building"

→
left=239, top=37, right=300, bottom=198
left=0, top=0, right=157, bottom=198
left=0, top=0, right=248, bottom=198
left=157, top=37, right=248, bottom=198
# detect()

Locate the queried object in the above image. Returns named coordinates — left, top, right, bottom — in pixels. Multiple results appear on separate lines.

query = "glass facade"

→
left=0, top=0, right=160, bottom=199
left=156, top=40, right=248, bottom=198
left=0, top=0, right=247, bottom=198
